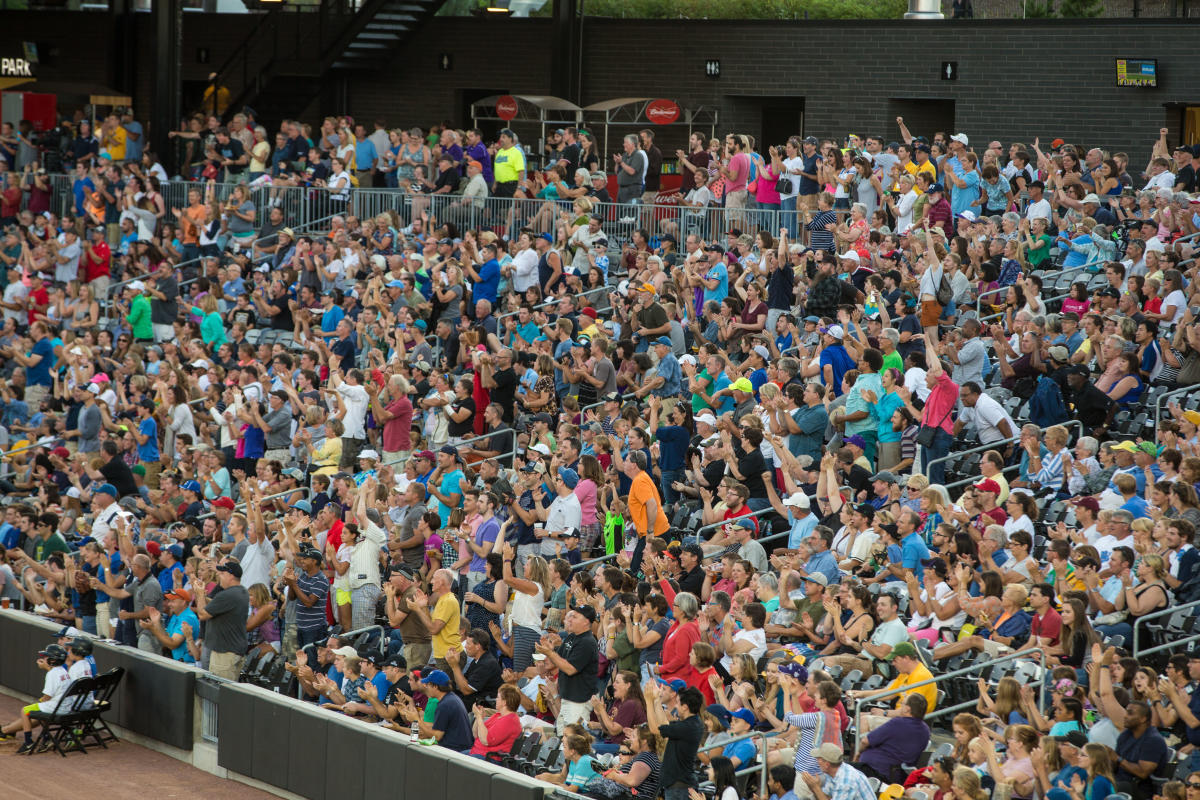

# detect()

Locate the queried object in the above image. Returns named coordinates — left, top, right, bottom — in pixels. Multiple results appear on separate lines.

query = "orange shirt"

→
left=628, top=470, right=669, bottom=537
left=181, top=203, right=206, bottom=245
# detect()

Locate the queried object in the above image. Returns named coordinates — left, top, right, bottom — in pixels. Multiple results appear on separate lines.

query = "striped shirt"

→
left=1033, top=450, right=1065, bottom=491
left=294, top=570, right=330, bottom=632
left=807, top=210, right=838, bottom=252
left=785, top=709, right=841, bottom=775
left=822, top=763, right=877, bottom=800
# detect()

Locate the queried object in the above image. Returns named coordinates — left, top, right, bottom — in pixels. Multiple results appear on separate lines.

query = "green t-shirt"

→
left=34, top=532, right=70, bottom=562
left=882, top=349, right=904, bottom=375
left=691, top=368, right=713, bottom=413
left=423, top=696, right=439, bottom=723
left=1026, top=233, right=1054, bottom=267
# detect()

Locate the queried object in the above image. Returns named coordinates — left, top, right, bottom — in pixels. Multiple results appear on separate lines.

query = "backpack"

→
left=1027, top=375, right=1069, bottom=428
left=934, top=265, right=953, bottom=306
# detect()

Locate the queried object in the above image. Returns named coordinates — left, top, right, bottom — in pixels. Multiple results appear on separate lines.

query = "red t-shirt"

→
left=28, top=286, right=49, bottom=324
left=722, top=505, right=759, bottom=535
left=1031, top=607, right=1062, bottom=648
left=382, top=396, right=413, bottom=452
left=468, top=711, right=522, bottom=756
left=971, top=506, right=1007, bottom=537
left=684, top=666, right=719, bottom=706
left=0, top=187, right=20, bottom=218
left=84, top=242, right=111, bottom=283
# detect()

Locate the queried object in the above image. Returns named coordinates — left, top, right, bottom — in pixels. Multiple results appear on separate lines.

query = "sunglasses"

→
left=1189, top=786, right=1200, bottom=790
left=619, top=750, right=633, bottom=756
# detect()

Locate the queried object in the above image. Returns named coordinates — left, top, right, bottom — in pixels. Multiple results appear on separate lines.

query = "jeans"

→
left=921, top=427, right=953, bottom=485
left=78, top=615, right=97, bottom=636
left=297, top=625, right=328, bottom=650
left=781, top=195, right=799, bottom=238
left=746, top=496, right=772, bottom=513
left=1095, top=621, right=1133, bottom=643
left=665, top=783, right=693, bottom=800
left=660, top=468, right=685, bottom=508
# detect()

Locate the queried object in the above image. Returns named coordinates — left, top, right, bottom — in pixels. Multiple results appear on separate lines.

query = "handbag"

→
left=916, top=404, right=954, bottom=448
left=774, top=174, right=792, bottom=195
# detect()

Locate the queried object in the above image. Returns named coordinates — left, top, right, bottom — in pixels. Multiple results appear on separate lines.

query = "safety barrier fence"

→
left=0, top=609, right=553, bottom=800
left=1131, top=598, right=1200, bottom=660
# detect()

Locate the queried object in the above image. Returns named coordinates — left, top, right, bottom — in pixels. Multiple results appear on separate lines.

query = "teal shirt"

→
left=844, top=372, right=883, bottom=436
left=191, top=307, right=227, bottom=348
left=875, top=390, right=905, bottom=443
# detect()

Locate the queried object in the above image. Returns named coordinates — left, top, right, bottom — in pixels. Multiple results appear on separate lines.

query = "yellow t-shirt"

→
left=106, top=126, right=127, bottom=161
left=886, top=663, right=937, bottom=710
left=494, top=146, right=526, bottom=184
left=912, top=160, right=937, bottom=194
left=431, top=591, right=461, bottom=658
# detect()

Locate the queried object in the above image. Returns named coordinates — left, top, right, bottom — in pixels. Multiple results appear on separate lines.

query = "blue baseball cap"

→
left=538, top=233, right=553, bottom=243
left=420, top=669, right=451, bottom=688
left=731, top=708, right=757, bottom=725
left=557, top=467, right=579, bottom=489
left=167, top=544, right=184, bottom=561
left=653, top=336, right=672, bottom=347
left=656, top=678, right=686, bottom=692
left=93, top=483, right=118, bottom=498
left=292, top=499, right=313, bottom=514
left=181, top=480, right=203, bottom=494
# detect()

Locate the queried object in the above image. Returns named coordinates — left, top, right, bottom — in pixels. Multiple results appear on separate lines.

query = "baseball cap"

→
left=804, top=315, right=820, bottom=324
left=871, top=471, right=899, bottom=485
left=837, top=251, right=860, bottom=263
left=212, top=496, right=236, bottom=510
left=572, top=605, right=597, bottom=623
left=414, top=450, right=435, bottom=462
left=166, top=544, right=184, bottom=560
left=293, top=499, right=313, bottom=514
left=950, top=133, right=969, bottom=145
left=145, top=541, right=161, bottom=557
left=381, top=654, right=408, bottom=669
left=820, top=324, right=845, bottom=340
left=752, top=345, right=770, bottom=360
left=844, top=434, right=867, bottom=449
left=957, top=210, right=977, bottom=223
left=1048, top=346, right=1070, bottom=362
left=438, top=444, right=459, bottom=457
left=973, top=479, right=1002, bottom=495
left=634, top=282, right=657, bottom=293
left=1081, top=193, right=1102, bottom=205
left=653, top=336, right=672, bottom=347
left=804, top=572, right=828, bottom=587
left=216, top=562, right=243, bottom=579
left=530, top=442, right=552, bottom=456
left=811, top=743, right=844, bottom=764
left=694, top=413, right=717, bottom=427
left=558, top=467, right=580, bottom=489
left=1111, top=441, right=1139, bottom=453
left=330, top=645, right=359, bottom=658
left=93, top=483, right=118, bottom=498
left=888, top=641, right=919, bottom=660
left=420, top=671, right=451, bottom=690
left=165, top=587, right=192, bottom=603
left=181, top=480, right=203, bottom=494
left=656, top=678, right=687, bottom=692
left=298, top=545, right=323, bottom=562
left=926, top=183, right=944, bottom=193
left=731, top=708, right=757, bottom=725
left=358, top=449, right=380, bottom=461
left=731, top=518, right=756, bottom=530
left=731, top=377, right=754, bottom=393
left=1097, top=286, right=1120, bottom=298
left=783, top=492, right=811, bottom=509
left=1054, top=731, right=1088, bottom=749
left=1069, top=496, right=1100, bottom=512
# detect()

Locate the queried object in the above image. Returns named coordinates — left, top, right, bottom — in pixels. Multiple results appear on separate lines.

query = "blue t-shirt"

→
left=166, top=608, right=200, bottom=663
left=72, top=177, right=95, bottom=215
left=655, top=425, right=690, bottom=471
left=27, top=337, right=55, bottom=387
left=723, top=737, right=758, bottom=766
left=157, top=562, right=185, bottom=594
left=370, top=670, right=389, bottom=700
left=355, top=139, right=378, bottom=170
left=702, top=262, right=729, bottom=304
left=710, top=371, right=734, bottom=416
left=321, top=305, right=345, bottom=335
left=473, top=259, right=501, bottom=305
left=951, top=169, right=981, bottom=217
left=469, top=517, right=501, bottom=573
left=438, top=468, right=465, bottom=526
left=819, top=345, right=855, bottom=396
left=901, top=533, right=930, bottom=578
left=137, top=416, right=160, bottom=462
left=431, top=691, right=473, bottom=751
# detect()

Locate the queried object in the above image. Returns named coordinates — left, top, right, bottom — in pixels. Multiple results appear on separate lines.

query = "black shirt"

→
left=842, top=463, right=873, bottom=498
left=269, top=295, right=293, bottom=331
left=766, top=262, right=795, bottom=311
left=556, top=631, right=599, bottom=703
left=1070, top=382, right=1115, bottom=429
left=678, top=566, right=705, bottom=596
left=331, top=335, right=357, bottom=371
left=489, top=367, right=518, bottom=422
left=659, top=714, right=704, bottom=789
left=734, top=441, right=769, bottom=499
left=213, top=138, right=246, bottom=175
left=461, top=651, right=503, bottom=710
left=100, top=456, right=138, bottom=498
left=447, top=396, right=475, bottom=437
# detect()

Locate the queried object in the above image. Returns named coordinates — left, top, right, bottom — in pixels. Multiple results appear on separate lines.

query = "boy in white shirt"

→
left=0, top=643, right=71, bottom=753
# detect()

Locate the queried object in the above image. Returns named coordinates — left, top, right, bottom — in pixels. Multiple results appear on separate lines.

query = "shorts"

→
left=336, top=589, right=352, bottom=605
left=494, top=181, right=518, bottom=198
left=23, top=703, right=38, bottom=715
left=920, top=299, right=943, bottom=328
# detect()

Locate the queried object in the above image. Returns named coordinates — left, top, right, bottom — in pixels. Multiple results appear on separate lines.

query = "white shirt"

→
left=1143, top=171, right=1175, bottom=191
left=780, top=156, right=804, bottom=198
left=510, top=248, right=539, bottom=292
left=1025, top=197, right=1052, bottom=221
left=719, top=627, right=767, bottom=671
left=895, top=190, right=918, bottom=234
left=337, top=382, right=369, bottom=439
left=240, top=534, right=276, bottom=590
left=38, top=665, right=72, bottom=712
left=546, top=491, right=582, bottom=535
left=960, top=394, right=1017, bottom=444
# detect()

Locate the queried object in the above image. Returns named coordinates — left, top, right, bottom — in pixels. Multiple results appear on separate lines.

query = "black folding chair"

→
left=27, top=676, right=98, bottom=757
left=78, top=667, right=125, bottom=749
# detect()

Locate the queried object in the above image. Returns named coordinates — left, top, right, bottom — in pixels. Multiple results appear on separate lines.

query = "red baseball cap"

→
left=581, top=307, right=598, bottom=320
left=973, top=479, right=1002, bottom=495
left=145, top=541, right=161, bottom=556
left=212, top=496, right=236, bottom=510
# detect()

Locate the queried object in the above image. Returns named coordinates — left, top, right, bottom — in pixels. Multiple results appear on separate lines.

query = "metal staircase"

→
left=208, top=0, right=446, bottom=125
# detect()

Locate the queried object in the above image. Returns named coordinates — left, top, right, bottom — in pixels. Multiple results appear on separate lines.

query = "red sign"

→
left=495, top=95, right=518, bottom=121
left=646, top=98, right=680, bottom=125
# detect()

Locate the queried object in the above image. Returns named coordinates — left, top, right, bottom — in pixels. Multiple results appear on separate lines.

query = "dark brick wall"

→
left=11, top=12, right=1200, bottom=165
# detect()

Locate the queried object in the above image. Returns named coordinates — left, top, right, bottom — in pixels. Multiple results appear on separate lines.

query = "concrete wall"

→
left=12, top=11, right=1200, bottom=164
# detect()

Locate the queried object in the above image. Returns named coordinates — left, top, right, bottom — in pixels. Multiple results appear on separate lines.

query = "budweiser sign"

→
left=646, top=99, right=680, bottom=125
left=495, top=95, right=518, bottom=121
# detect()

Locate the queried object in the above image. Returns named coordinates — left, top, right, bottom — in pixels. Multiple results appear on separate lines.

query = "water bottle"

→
left=410, top=721, right=419, bottom=743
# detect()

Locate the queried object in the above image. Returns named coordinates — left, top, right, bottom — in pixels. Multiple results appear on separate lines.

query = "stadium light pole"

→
left=904, top=0, right=945, bottom=18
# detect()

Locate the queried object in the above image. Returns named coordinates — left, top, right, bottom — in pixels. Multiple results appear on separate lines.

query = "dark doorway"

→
left=460, top=88, right=508, bottom=137
left=759, top=99, right=804, bottom=151
left=886, top=99, right=956, bottom=144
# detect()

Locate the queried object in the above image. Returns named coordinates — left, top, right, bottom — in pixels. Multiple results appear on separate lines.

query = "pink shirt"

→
left=922, top=373, right=959, bottom=434
left=574, top=478, right=598, bottom=527
left=752, top=163, right=782, bottom=204
left=1061, top=297, right=1090, bottom=316
left=726, top=152, right=750, bottom=193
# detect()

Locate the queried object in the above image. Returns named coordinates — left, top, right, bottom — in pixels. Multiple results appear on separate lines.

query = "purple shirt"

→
left=466, top=141, right=493, bottom=187
left=859, top=716, right=930, bottom=778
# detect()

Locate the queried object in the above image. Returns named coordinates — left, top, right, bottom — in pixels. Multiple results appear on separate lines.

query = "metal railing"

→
left=1131, top=598, right=1200, bottom=659
left=380, top=427, right=518, bottom=470
left=194, top=485, right=310, bottom=522
left=925, top=419, right=1081, bottom=477
left=851, top=647, right=1047, bottom=736
left=1155, top=384, right=1200, bottom=440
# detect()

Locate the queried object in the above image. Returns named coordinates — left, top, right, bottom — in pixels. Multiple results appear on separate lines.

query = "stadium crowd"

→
left=3, top=109, right=1200, bottom=800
